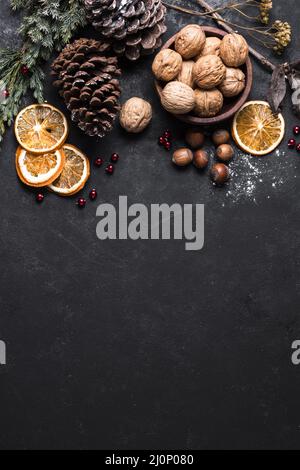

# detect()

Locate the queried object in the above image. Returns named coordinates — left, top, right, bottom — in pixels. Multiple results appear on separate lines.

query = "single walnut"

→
left=175, top=24, right=206, bottom=59
left=193, top=55, right=226, bottom=89
left=194, top=88, right=223, bottom=117
left=152, top=49, right=183, bottom=82
left=219, top=67, right=246, bottom=97
left=197, top=36, right=221, bottom=59
left=119, top=97, right=152, bottom=133
left=177, top=61, right=195, bottom=88
left=220, top=33, right=249, bottom=67
left=161, top=81, right=195, bottom=115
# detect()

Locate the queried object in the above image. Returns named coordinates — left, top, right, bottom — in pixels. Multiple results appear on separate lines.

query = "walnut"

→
left=161, top=81, right=195, bottom=115
left=196, top=36, right=221, bottom=59
left=194, top=88, right=223, bottom=117
left=219, top=67, right=246, bottom=97
left=175, top=24, right=206, bottom=59
left=119, top=97, right=152, bottom=133
left=220, top=33, right=249, bottom=67
left=177, top=61, right=195, bottom=88
left=152, top=49, right=182, bottom=82
left=193, top=55, right=226, bottom=89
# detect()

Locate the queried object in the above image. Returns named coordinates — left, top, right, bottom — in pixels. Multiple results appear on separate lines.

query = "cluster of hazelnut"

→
left=152, top=25, right=249, bottom=118
left=172, top=128, right=235, bottom=186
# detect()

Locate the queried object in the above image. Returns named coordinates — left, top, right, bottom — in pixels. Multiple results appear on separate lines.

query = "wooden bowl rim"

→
left=154, top=26, right=253, bottom=125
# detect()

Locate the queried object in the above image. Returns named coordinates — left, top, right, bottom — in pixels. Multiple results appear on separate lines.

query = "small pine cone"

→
left=84, top=0, right=167, bottom=61
left=51, top=38, right=122, bottom=138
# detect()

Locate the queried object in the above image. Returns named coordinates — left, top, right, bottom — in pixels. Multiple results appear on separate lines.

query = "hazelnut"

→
left=119, top=97, right=152, bottom=133
left=152, top=49, right=183, bottom=82
left=210, top=163, right=229, bottom=185
left=220, top=33, right=249, bottom=67
left=212, top=129, right=230, bottom=146
left=161, top=81, right=195, bottom=115
left=197, top=36, right=221, bottom=58
left=175, top=24, right=206, bottom=59
left=194, top=88, right=223, bottom=118
left=193, top=55, right=226, bottom=89
left=172, top=148, right=193, bottom=166
left=185, top=128, right=205, bottom=149
left=219, top=67, right=246, bottom=97
left=177, top=61, right=195, bottom=88
left=216, top=144, right=234, bottom=162
left=193, top=149, right=209, bottom=169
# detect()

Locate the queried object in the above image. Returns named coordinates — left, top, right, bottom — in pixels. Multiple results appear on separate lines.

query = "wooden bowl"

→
left=154, top=26, right=253, bottom=126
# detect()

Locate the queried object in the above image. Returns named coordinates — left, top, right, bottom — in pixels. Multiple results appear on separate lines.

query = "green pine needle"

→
left=0, top=0, right=87, bottom=143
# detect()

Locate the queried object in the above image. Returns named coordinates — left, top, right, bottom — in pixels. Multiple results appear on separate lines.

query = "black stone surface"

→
left=0, top=0, right=300, bottom=450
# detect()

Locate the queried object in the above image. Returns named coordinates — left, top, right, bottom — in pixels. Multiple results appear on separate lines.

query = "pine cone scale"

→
left=84, top=0, right=167, bottom=60
left=52, top=38, right=121, bottom=138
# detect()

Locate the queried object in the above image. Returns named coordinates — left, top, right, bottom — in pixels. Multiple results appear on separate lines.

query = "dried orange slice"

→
left=15, top=104, right=68, bottom=154
left=232, top=101, right=285, bottom=156
left=16, top=146, right=65, bottom=187
left=48, top=144, right=90, bottom=196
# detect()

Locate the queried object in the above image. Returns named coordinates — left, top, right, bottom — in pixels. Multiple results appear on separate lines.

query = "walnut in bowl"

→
left=193, top=55, right=226, bottom=89
left=152, top=48, right=182, bottom=82
left=219, top=68, right=246, bottom=98
left=220, top=33, right=249, bottom=67
left=174, top=24, right=206, bottom=59
left=154, top=26, right=253, bottom=125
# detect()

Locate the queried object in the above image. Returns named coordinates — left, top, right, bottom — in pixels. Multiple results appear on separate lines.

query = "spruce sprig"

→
left=0, top=0, right=87, bottom=142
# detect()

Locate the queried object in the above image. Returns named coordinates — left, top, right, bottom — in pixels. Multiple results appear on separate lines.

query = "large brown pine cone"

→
left=84, top=0, right=167, bottom=60
left=51, top=38, right=122, bottom=138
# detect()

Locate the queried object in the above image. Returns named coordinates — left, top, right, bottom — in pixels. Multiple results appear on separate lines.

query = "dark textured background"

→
left=0, top=0, right=300, bottom=450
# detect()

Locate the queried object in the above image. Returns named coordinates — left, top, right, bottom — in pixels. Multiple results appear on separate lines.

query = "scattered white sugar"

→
left=218, top=147, right=294, bottom=204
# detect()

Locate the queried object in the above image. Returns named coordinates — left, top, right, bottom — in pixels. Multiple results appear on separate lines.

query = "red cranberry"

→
left=3, top=89, right=9, bottom=99
left=288, top=138, right=296, bottom=149
left=163, top=130, right=171, bottom=139
left=296, top=144, right=300, bottom=153
left=20, top=65, right=29, bottom=76
left=164, top=141, right=171, bottom=151
left=106, top=164, right=114, bottom=174
left=294, top=126, right=300, bottom=136
left=36, top=193, right=44, bottom=203
left=111, top=153, right=119, bottom=163
left=94, top=157, right=104, bottom=167
left=158, top=136, right=165, bottom=146
left=77, top=197, right=86, bottom=208
left=89, top=189, right=97, bottom=200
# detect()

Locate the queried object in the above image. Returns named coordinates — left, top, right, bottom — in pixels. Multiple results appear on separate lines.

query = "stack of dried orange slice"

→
left=14, top=104, right=90, bottom=196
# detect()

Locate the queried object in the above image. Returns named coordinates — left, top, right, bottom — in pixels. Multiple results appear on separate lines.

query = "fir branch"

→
left=0, top=0, right=87, bottom=143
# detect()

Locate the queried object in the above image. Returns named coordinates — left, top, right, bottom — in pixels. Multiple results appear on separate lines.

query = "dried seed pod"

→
left=193, top=55, right=226, bottom=90
left=194, top=88, right=223, bottom=118
left=220, top=33, right=249, bottom=67
left=219, top=67, right=246, bottom=97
